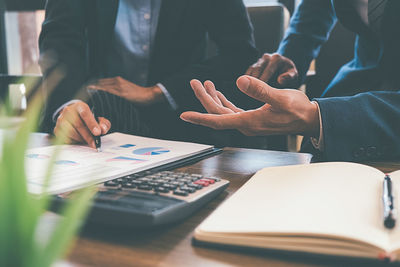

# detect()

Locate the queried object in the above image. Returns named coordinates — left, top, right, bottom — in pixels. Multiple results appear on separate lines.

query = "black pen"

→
left=383, top=174, right=396, bottom=229
left=91, top=107, right=102, bottom=152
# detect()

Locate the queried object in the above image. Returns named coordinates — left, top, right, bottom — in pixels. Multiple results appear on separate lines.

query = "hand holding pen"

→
left=53, top=101, right=111, bottom=149
left=91, top=106, right=102, bottom=152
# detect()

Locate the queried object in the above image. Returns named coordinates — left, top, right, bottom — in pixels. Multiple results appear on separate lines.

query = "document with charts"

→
left=26, top=132, right=213, bottom=195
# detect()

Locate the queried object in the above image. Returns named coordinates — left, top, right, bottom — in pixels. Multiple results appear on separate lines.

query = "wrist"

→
left=305, top=101, right=320, bottom=137
left=149, top=85, right=165, bottom=104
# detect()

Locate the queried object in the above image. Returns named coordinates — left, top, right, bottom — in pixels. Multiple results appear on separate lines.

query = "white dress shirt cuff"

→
left=310, top=101, right=324, bottom=151
left=52, top=99, right=82, bottom=122
left=157, top=83, right=178, bottom=111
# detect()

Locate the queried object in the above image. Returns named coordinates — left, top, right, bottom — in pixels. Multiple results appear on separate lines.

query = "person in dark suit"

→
left=246, top=0, right=400, bottom=96
left=39, top=0, right=258, bottom=147
left=180, top=0, right=400, bottom=162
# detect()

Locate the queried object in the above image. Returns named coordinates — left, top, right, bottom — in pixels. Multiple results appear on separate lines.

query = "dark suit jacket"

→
left=39, top=0, right=258, bottom=132
left=314, top=91, right=400, bottom=162
left=277, top=0, right=400, bottom=97
left=278, top=0, right=400, bottom=161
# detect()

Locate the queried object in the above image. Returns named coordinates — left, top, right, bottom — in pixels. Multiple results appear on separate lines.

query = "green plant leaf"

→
left=35, top=188, right=95, bottom=267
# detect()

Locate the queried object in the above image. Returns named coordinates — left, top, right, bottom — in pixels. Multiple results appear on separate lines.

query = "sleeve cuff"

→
left=157, top=83, right=178, bottom=111
left=52, top=99, right=82, bottom=122
left=310, top=101, right=324, bottom=151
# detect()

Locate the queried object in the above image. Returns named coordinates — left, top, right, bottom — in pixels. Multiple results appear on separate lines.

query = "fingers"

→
left=236, top=76, right=282, bottom=105
left=216, top=91, right=244, bottom=113
left=92, top=76, right=124, bottom=86
left=75, top=103, right=101, bottom=136
left=54, top=117, right=84, bottom=144
left=246, top=56, right=270, bottom=78
left=54, top=102, right=102, bottom=149
left=190, top=79, right=231, bottom=114
left=98, top=117, right=111, bottom=135
left=259, top=55, right=282, bottom=82
left=277, top=68, right=298, bottom=87
left=247, top=54, right=298, bottom=87
left=180, top=111, right=247, bottom=130
left=204, top=80, right=222, bottom=105
left=87, top=77, right=125, bottom=96
left=55, top=110, right=95, bottom=147
left=87, top=84, right=120, bottom=96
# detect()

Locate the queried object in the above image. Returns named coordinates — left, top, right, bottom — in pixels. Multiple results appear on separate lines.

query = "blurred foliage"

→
left=0, top=77, right=94, bottom=267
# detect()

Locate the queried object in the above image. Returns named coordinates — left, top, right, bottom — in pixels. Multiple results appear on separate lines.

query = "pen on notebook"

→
left=383, top=174, right=396, bottom=229
left=91, top=107, right=102, bottom=152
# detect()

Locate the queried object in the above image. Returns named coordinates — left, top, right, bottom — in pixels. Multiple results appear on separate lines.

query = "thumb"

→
left=236, top=75, right=281, bottom=105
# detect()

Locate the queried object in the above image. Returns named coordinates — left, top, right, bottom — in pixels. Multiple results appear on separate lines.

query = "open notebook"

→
left=26, top=132, right=213, bottom=195
left=194, top=162, right=400, bottom=261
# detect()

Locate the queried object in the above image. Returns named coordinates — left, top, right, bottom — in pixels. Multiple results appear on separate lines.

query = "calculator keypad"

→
left=103, top=171, right=223, bottom=201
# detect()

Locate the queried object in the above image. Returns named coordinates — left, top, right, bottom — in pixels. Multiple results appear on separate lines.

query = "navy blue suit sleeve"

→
left=315, top=91, right=400, bottom=162
left=277, top=0, right=337, bottom=85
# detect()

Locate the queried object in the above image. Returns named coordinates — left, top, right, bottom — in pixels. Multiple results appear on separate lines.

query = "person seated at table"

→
left=39, top=0, right=258, bottom=147
left=243, top=0, right=400, bottom=97
left=180, top=0, right=400, bottom=162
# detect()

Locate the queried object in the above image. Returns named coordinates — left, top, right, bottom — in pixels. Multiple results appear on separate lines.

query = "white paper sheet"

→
left=25, top=132, right=213, bottom=194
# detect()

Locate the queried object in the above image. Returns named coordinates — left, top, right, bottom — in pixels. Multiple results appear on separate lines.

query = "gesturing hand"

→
left=246, top=53, right=299, bottom=88
left=54, top=101, right=111, bottom=148
left=87, top=76, right=165, bottom=105
left=180, top=76, right=320, bottom=137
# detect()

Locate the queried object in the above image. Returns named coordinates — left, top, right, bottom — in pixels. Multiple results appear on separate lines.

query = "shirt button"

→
left=144, top=13, right=151, bottom=20
left=142, top=45, right=149, bottom=51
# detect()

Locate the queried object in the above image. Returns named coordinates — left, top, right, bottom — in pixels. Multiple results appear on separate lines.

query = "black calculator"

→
left=53, top=170, right=229, bottom=228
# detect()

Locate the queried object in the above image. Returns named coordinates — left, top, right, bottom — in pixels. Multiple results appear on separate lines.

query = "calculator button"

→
left=104, top=180, right=119, bottom=187
left=138, top=185, right=152, bottom=191
left=131, top=180, right=143, bottom=186
left=201, top=178, right=215, bottom=184
left=170, top=181, right=185, bottom=187
left=173, top=190, right=189, bottom=196
left=122, top=183, right=136, bottom=189
left=155, top=187, right=169, bottom=193
left=187, top=183, right=203, bottom=190
left=180, top=186, right=196, bottom=193
left=194, top=180, right=209, bottom=187
left=148, top=181, right=160, bottom=187
left=162, top=183, right=178, bottom=190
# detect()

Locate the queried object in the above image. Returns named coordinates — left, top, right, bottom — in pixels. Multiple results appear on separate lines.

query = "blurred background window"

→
left=0, top=0, right=45, bottom=75
left=4, top=10, right=44, bottom=75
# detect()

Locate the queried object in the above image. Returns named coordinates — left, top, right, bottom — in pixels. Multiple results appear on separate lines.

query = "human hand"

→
left=180, top=76, right=320, bottom=137
left=54, top=101, right=111, bottom=148
left=246, top=53, right=298, bottom=87
left=87, top=77, right=164, bottom=105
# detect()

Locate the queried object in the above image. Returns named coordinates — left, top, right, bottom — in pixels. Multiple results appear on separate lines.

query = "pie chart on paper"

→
left=133, top=147, right=170, bottom=156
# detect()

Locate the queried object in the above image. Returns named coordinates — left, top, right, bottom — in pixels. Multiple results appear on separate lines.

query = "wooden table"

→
left=65, top=148, right=396, bottom=267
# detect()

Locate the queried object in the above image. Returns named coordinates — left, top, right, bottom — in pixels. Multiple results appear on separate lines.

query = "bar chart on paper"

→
left=133, top=147, right=171, bottom=156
